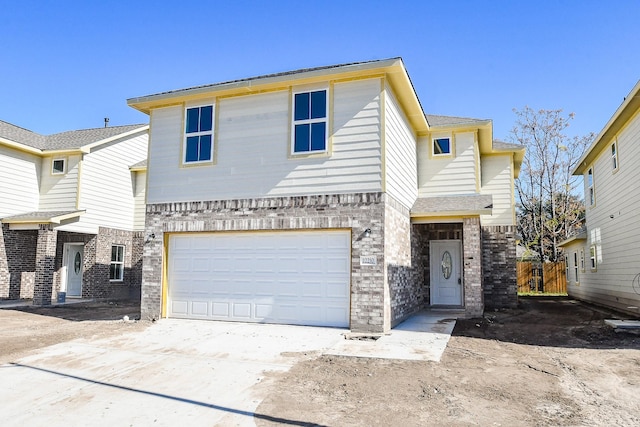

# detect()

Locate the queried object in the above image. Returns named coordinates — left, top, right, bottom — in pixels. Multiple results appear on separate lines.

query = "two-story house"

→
left=0, top=122, right=149, bottom=304
left=128, top=58, right=524, bottom=333
left=560, top=79, right=640, bottom=315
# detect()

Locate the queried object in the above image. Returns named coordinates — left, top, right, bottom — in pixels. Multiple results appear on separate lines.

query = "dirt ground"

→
left=257, top=298, right=640, bottom=427
left=1, top=298, right=639, bottom=426
left=0, top=300, right=147, bottom=365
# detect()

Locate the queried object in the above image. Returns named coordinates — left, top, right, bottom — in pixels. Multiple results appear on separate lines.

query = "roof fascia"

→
left=574, top=80, right=640, bottom=175
left=127, top=60, right=429, bottom=132
left=0, top=137, right=43, bottom=155
left=79, top=125, right=149, bottom=153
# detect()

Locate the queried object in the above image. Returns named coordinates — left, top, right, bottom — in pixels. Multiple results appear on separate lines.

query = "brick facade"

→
left=0, top=224, right=37, bottom=299
left=482, top=225, right=517, bottom=309
left=0, top=226, right=143, bottom=303
left=385, top=196, right=422, bottom=328
left=143, top=192, right=389, bottom=332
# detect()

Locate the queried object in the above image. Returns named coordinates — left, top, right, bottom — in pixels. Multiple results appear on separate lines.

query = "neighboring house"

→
left=128, top=58, right=524, bottom=333
left=560, top=79, right=640, bottom=316
left=0, top=122, right=149, bottom=304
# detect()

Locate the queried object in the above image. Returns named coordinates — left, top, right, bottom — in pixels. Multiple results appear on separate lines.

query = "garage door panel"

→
left=168, top=231, right=350, bottom=327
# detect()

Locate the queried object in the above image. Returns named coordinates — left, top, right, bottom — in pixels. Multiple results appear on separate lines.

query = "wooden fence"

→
left=517, top=262, right=567, bottom=294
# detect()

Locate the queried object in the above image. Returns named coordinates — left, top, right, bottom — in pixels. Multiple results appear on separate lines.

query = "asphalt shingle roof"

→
left=425, top=114, right=489, bottom=127
left=0, top=122, right=147, bottom=151
left=0, top=210, right=84, bottom=223
left=493, top=139, right=525, bottom=151
left=411, top=194, right=493, bottom=215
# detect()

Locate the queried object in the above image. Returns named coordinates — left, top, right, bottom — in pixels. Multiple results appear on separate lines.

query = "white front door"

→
left=430, top=240, right=462, bottom=306
left=65, top=244, right=84, bottom=297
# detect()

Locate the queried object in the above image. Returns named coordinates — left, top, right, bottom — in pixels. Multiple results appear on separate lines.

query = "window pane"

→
left=310, top=122, right=326, bottom=151
left=294, top=124, right=310, bottom=152
left=111, top=246, right=117, bottom=262
left=434, top=138, right=450, bottom=154
left=186, top=108, right=199, bottom=133
left=117, top=246, right=124, bottom=262
left=294, top=93, right=310, bottom=121
left=199, top=135, right=212, bottom=161
left=53, top=160, right=65, bottom=173
left=200, top=106, right=213, bottom=132
left=109, top=264, right=117, bottom=280
left=185, top=136, right=200, bottom=162
left=310, top=90, right=326, bottom=119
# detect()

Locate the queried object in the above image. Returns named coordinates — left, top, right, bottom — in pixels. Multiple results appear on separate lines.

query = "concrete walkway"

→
left=0, top=312, right=456, bottom=426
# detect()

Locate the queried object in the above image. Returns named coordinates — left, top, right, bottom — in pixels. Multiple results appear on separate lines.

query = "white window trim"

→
left=290, top=88, right=329, bottom=156
left=573, top=252, right=579, bottom=284
left=579, top=248, right=585, bottom=272
left=110, top=244, right=125, bottom=282
left=611, top=140, right=619, bottom=172
left=432, top=136, right=453, bottom=157
left=51, top=158, right=66, bottom=175
left=589, top=244, right=597, bottom=271
left=183, top=103, right=215, bottom=165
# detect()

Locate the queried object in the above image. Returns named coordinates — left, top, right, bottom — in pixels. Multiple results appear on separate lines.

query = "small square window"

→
left=52, top=158, right=66, bottom=175
left=433, top=137, right=451, bottom=155
left=109, top=245, right=125, bottom=282
left=184, top=105, right=214, bottom=164
left=292, top=89, right=327, bottom=154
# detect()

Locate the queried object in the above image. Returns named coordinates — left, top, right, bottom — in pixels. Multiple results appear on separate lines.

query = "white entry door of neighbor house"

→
left=64, top=244, right=84, bottom=297
left=167, top=230, right=351, bottom=327
left=430, top=240, right=462, bottom=306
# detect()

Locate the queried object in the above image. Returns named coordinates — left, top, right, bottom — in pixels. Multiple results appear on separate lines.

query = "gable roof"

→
left=574, top=79, right=640, bottom=175
left=0, top=122, right=148, bottom=153
left=425, top=114, right=490, bottom=128
left=128, top=58, right=430, bottom=134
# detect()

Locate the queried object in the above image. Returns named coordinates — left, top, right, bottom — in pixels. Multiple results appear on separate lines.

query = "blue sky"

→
left=2, top=0, right=638, bottom=141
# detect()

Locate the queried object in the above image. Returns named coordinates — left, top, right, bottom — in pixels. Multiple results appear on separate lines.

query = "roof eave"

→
left=0, top=137, right=43, bottom=155
left=574, top=80, right=640, bottom=175
left=78, top=125, right=150, bottom=153
left=410, top=208, right=492, bottom=218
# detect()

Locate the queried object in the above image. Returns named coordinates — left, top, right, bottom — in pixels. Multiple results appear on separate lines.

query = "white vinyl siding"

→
left=569, top=111, right=640, bottom=314
left=0, top=146, right=40, bottom=217
left=132, top=170, right=147, bottom=231
left=146, top=78, right=383, bottom=204
left=58, top=132, right=148, bottom=234
left=384, top=83, right=417, bottom=210
left=417, top=131, right=478, bottom=196
left=39, top=155, right=80, bottom=211
left=481, top=155, right=515, bottom=225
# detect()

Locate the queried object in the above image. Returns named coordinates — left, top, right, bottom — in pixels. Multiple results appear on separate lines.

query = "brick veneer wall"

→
left=482, top=225, right=517, bottom=309
left=463, top=217, right=484, bottom=317
left=142, top=193, right=388, bottom=332
left=0, top=224, right=37, bottom=299
left=33, top=225, right=57, bottom=305
left=385, top=196, right=422, bottom=328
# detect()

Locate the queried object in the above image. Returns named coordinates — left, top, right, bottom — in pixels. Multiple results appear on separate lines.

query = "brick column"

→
left=463, top=217, right=483, bottom=317
left=33, top=224, right=58, bottom=306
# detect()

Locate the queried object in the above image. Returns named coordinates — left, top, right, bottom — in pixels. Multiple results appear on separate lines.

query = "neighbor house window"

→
left=433, top=137, right=451, bottom=155
left=580, top=248, right=585, bottom=272
left=589, top=245, right=597, bottom=271
left=565, top=254, right=570, bottom=281
left=110, top=245, right=125, bottom=282
left=292, top=89, right=327, bottom=154
left=611, top=141, right=618, bottom=171
left=587, top=168, right=595, bottom=206
left=52, top=158, right=66, bottom=175
left=573, top=252, right=579, bottom=283
left=184, top=105, right=214, bottom=163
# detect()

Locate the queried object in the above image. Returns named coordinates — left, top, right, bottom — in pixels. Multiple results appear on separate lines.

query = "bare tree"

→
left=511, top=107, right=594, bottom=262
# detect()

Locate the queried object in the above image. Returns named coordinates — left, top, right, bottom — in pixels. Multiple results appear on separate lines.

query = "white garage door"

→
left=167, top=230, right=351, bottom=327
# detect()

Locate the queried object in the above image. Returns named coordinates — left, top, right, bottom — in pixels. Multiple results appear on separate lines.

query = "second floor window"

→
left=611, top=141, right=618, bottom=171
left=184, top=105, right=214, bottom=163
left=587, top=168, right=595, bottom=206
left=292, top=90, right=327, bottom=154
left=433, top=137, right=451, bottom=155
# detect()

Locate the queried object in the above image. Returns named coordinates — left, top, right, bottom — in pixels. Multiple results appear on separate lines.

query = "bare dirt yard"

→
left=0, top=300, right=146, bottom=365
left=257, top=298, right=640, bottom=427
left=1, top=297, right=639, bottom=426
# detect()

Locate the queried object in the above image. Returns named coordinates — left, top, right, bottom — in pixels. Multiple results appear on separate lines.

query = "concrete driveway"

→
left=0, top=313, right=455, bottom=426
